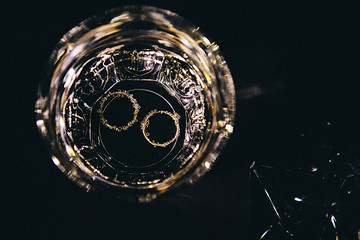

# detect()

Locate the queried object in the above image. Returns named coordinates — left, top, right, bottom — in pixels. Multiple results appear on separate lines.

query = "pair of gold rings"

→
left=98, top=91, right=180, bottom=147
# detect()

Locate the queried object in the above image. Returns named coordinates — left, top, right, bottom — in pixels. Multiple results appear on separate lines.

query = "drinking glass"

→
left=35, top=5, right=235, bottom=201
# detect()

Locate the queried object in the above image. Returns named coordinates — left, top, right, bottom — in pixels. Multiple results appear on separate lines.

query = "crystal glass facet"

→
left=250, top=121, right=360, bottom=239
left=35, top=6, right=235, bottom=201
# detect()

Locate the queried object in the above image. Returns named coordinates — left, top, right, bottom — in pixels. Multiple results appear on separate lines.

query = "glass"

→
left=35, top=6, right=235, bottom=202
left=250, top=121, right=360, bottom=239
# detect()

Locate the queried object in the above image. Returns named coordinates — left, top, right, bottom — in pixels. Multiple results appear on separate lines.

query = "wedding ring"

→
left=140, top=110, right=180, bottom=147
left=98, top=91, right=140, bottom=132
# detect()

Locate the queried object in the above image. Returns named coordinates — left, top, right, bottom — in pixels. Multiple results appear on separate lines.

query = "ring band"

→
left=140, top=110, right=180, bottom=148
left=98, top=91, right=140, bottom=132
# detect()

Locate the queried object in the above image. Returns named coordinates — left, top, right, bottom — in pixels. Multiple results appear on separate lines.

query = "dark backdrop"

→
left=2, top=0, right=358, bottom=239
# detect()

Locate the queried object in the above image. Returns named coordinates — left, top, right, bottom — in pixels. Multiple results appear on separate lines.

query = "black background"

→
left=2, top=0, right=359, bottom=239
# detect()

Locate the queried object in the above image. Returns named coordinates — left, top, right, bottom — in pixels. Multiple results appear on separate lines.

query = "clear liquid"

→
left=63, top=47, right=210, bottom=185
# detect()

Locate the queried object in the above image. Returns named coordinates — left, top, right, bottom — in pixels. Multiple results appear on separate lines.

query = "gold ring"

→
left=98, top=91, right=140, bottom=132
left=140, top=110, right=180, bottom=148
